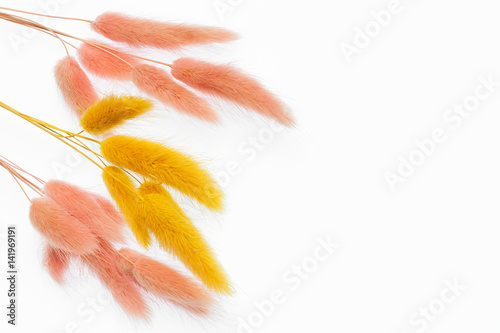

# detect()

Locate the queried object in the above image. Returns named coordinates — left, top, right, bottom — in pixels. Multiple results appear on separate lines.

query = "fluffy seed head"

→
left=54, top=56, right=99, bottom=116
left=137, top=182, right=232, bottom=294
left=44, top=180, right=124, bottom=243
left=29, top=197, right=98, bottom=255
left=43, top=245, right=72, bottom=284
left=171, top=58, right=294, bottom=126
left=92, top=12, right=237, bottom=50
left=81, top=95, right=154, bottom=135
left=119, top=248, right=214, bottom=315
left=91, top=193, right=125, bottom=226
left=116, top=247, right=138, bottom=278
left=102, top=166, right=151, bottom=247
left=132, top=64, right=217, bottom=121
left=81, top=240, right=150, bottom=318
left=100, top=135, right=224, bottom=211
left=77, top=41, right=138, bottom=80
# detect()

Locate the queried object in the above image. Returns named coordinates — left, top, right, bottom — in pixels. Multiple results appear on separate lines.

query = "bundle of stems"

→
left=0, top=5, right=295, bottom=319
left=0, top=7, right=294, bottom=125
left=0, top=154, right=215, bottom=318
left=0, top=100, right=231, bottom=295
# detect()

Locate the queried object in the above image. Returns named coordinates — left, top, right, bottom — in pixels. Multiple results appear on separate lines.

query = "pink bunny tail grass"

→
left=132, top=64, right=217, bottom=121
left=81, top=241, right=150, bottom=318
left=171, top=58, right=295, bottom=126
left=116, top=248, right=136, bottom=280
left=91, top=193, right=125, bottom=226
left=29, top=197, right=98, bottom=255
left=54, top=56, right=99, bottom=116
left=43, top=245, right=72, bottom=284
left=91, top=12, right=237, bottom=50
left=44, top=181, right=125, bottom=244
left=119, top=248, right=214, bottom=315
left=77, top=40, right=138, bottom=80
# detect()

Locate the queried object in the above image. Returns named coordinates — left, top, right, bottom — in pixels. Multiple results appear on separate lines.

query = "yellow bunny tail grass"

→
left=101, top=135, right=224, bottom=211
left=138, top=181, right=233, bottom=294
left=81, top=95, right=154, bottom=135
left=102, top=166, right=151, bottom=247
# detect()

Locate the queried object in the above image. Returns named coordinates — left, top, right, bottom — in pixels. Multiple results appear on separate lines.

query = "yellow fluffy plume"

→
left=100, top=135, right=224, bottom=211
left=81, top=95, right=153, bottom=135
left=102, top=166, right=151, bottom=247
left=138, top=181, right=232, bottom=294
left=102, top=168, right=231, bottom=293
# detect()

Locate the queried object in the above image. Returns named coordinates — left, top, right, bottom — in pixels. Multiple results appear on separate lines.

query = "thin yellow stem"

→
left=0, top=102, right=101, bottom=144
left=43, top=125, right=103, bottom=165
left=124, top=169, right=142, bottom=184
left=32, top=120, right=106, bottom=172
left=0, top=101, right=104, bottom=172
left=26, top=121, right=142, bottom=197
left=0, top=102, right=144, bottom=198
left=70, top=135, right=107, bottom=167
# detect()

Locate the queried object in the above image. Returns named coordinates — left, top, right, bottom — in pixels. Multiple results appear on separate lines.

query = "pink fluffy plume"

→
left=43, top=245, right=72, bottom=284
left=81, top=240, right=150, bottom=318
left=132, top=64, right=217, bottom=121
left=29, top=197, right=98, bottom=255
left=91, top=193, right=126, bottom=226
left=54, top=56, right=99, bottom=116
left=77, top=41, right=139, bottom=80
left=118, top=248, right=214, bottom=315
left=44, top=181, right=125, bottom=243
left=91, top=12, right=237, bottom=50
left=171, top=58, right=294, bottom=126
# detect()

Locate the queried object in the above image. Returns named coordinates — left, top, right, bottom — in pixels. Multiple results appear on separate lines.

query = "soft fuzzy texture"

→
left=100, top=135, right=224, bottom=211
left=118, top=248, right=214, bottom=315
left=81, top=240, right=150, bottom=318
left=92, top=12, right=237, bottom=50
left=54, top=56, right=99, bottom=116
left=43, top=245, right=72, bottom=284
left=29, top=197, right=98, bottom=255
left=137, top=182, right=232, bottom=294
left=91, top=193, right=125, bottom=226
left=132, top=64, right=217, bottom=122
left=77, top=40, right=138, bottom=80
left=44, top=181, right=124, bottom=243
left=171, top=58, right=294, bottom=126
left=117, top=248, right=136, bottom=280
left=102, top=166, right=151, bottom=247
left=81, top=95, right=154, bottom=135
left=103, top=170, right=230, bottom=294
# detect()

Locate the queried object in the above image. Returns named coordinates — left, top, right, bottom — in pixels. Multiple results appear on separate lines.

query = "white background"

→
left=1, top=0, right=500, bottom=332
